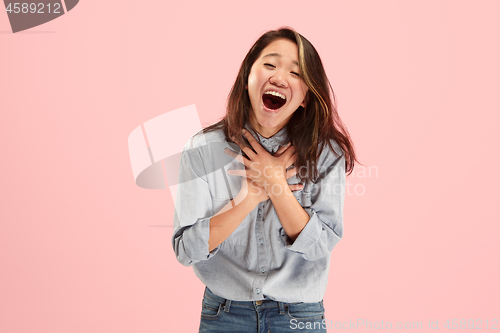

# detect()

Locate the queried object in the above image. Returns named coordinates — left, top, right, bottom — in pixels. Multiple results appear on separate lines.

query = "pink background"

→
left=1, top=1, right=499, bottom=332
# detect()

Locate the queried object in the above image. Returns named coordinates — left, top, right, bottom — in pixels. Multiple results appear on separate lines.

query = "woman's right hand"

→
left=241, top=177, right=268, bottom=204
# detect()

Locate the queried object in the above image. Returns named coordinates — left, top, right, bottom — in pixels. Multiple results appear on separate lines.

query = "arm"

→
left=226, top=130, right=345, bottom=261
left=172, top=137, right=264, bottom=265
left=172, top=142, right=212, bottom=266
left=279, top=146, right=346, bottom=261
left=209, top=165, right=303, bottom=250
left=267, top=178, right=310, bottom=241
left=208, top=183, right=258, bottom=252
left=172, top=139, right=225, bottom=266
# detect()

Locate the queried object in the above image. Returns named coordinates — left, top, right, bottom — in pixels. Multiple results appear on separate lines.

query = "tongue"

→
left=263, top=94, right=286, bottom=110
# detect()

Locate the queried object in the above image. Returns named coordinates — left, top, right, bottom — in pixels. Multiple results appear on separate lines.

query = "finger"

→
left=288, top=183, right=304, bottom=192
left=242, top=129, right=266, bottom=156
left=285, top=153, right=297, bottom=169
left=286, top=166, right=297, bottom=179
left=224, top=147, right=246, bottom=165
left=231, top=134, right=256, bottom=160
left=274, top=142, right=291, bottom=157
left=227, top=169, right=249, bottom=178
left=281, top=144, right=296, bottom=161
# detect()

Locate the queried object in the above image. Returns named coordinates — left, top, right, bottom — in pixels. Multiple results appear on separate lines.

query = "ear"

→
left=300, top=92, right=310, bottom=108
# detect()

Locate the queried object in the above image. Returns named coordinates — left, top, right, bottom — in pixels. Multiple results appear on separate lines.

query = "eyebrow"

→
left=262, top=53, right=299, bottom=66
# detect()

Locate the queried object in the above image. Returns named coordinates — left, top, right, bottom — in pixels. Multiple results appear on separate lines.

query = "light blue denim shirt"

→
left=172, top=122, right=345, bottom=303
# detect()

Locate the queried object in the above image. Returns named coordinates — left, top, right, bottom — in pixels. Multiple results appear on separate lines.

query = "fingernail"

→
left=242, top=129, right=247, bottom=133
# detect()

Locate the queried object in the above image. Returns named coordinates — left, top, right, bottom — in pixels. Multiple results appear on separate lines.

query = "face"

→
left=247, top=39, right=309, bottom=138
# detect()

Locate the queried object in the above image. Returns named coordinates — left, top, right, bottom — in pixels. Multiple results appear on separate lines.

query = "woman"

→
left=172, top=27, right=357, bottom=332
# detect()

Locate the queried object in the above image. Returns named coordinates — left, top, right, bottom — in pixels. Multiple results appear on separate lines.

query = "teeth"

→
left=264, top=91, right=286, bottom=100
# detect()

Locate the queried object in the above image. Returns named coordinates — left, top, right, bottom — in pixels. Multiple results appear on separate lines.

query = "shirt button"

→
left=256, top=288, right=261, bottom=294
left=261, top=267, right=266, bottom=273
left=259, top=239, right=264, bottom=245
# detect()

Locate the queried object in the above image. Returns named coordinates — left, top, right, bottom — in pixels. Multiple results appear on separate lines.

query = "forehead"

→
left=258, top=39, right=299, bottom=65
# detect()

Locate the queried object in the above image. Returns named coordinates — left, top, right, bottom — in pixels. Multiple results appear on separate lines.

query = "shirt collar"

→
left=243, top=121, right=289, bottom=153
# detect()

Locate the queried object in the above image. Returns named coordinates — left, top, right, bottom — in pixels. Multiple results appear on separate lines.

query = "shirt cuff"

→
left=280, top=208, right=322, bottom=253
left=182, top=217, right=220, bottom=262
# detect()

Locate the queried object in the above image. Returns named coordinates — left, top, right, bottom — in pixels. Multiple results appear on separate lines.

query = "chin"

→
left=258, top=119, right=286, bottom=133
left=256, top=114, right=280, bottom=127
left=259, top=110, right=292, bottom=126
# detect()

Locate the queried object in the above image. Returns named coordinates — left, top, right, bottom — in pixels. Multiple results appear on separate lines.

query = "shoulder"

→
left=184, top=123, right=226, bottom=150
left=315, top=139, right=345, bottom=178
left=318, top=139, right=344, bottom=164
left=179, top=123, right=227, bottom=179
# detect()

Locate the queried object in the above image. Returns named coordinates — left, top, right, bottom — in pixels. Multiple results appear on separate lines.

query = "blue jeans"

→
left=199, top=287, right=327, bottom=333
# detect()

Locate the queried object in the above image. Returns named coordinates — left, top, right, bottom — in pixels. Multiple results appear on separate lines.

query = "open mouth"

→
left=262, top=91, right=286, bottom=110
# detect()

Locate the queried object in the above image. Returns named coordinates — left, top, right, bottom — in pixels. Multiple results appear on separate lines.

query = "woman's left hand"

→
left=225, top=129, right=298, bottom=195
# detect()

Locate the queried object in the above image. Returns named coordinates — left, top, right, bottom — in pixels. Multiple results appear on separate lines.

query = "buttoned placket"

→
left=246, top=124, right=288, bottom=300
left=253, top=201, right=268, bottom=299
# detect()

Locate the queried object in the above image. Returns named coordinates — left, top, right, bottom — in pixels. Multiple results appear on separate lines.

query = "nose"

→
left=269, top=73, right=287, bottom=88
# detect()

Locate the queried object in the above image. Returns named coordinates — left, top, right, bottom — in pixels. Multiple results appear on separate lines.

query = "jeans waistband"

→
left=204, top=287, right=288, bottom=314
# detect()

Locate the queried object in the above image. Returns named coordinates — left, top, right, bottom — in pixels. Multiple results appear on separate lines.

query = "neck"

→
left=248, top=115, right=283, bottom=138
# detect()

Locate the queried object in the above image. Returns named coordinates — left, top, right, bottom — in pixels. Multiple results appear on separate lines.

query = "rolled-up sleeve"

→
left=172, top=139, right=220, bottom=266
left=281, top=143, right=346, bottom=261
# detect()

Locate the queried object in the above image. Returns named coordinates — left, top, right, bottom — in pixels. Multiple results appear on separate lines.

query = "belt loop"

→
left=278, top=301, right=285, bottom=315
left=224, top=299, right=232, bottom=313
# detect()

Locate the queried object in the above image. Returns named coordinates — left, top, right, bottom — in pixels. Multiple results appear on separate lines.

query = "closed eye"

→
left=264, top=63, right=276, bottom=68
left=291, top=71, right=300, bottom=77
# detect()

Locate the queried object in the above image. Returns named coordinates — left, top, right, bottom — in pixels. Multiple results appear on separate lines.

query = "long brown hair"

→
left=202, top=27, right=358, bottom=182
